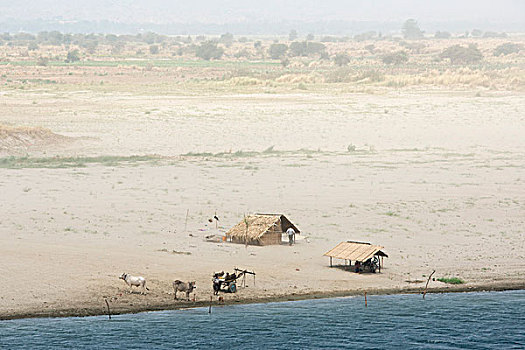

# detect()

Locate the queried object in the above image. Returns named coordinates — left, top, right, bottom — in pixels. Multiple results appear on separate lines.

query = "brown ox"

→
left=172, top=280, right=196, bottom=300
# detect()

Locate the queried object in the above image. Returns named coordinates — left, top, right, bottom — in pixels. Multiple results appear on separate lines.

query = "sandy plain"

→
left=1, top=63, right=524, bottom=319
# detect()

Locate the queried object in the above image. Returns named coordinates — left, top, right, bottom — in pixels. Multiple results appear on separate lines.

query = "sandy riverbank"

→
left=1, top=89, right=524, bottom=321
left=2, top=281, right=524, bottom=320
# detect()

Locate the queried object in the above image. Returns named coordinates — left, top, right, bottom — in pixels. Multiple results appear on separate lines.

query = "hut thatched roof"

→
left=324, top=241, right=388, bottom=262
left=226, top=214, right=299, bottom=241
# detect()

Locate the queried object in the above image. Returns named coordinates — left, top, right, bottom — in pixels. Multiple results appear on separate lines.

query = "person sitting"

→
left=355, top=261, right=362, bottom=273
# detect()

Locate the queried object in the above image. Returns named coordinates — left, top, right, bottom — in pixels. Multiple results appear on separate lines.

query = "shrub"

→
left=471, top=29, right=483, bottom=37
left=354, top=31, right=376, bottom=42
left=36, top=56, right=49, bottom=66
left=437, top=277, right=465, bottom=284
left=149, top=45, right=159, bottom=54
left=439, top=44, right=483, bottom=64
left=27, top=42, right=39, bottom=51
left=234, top=49, right=250, bottom=59
left=321, top=36, right=338, bottom=42
left=494, top=43, right=521, bottom=56
left=483, top=31, right=507, bottom=38
left=333, top=53, right=350, bottom=66
left=195, top=41, right=224, bottom=60
left=65, top=49, right=80, bottom=63
left=435, top=31, right=451, bottom=39
left=381, top=51, right=408, bottom=65
left=268, top=43, right=288, bottom=59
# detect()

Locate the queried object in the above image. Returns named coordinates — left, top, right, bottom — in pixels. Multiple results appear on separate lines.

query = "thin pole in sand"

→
left=209, top=296, right=212, bottom=314
left=104, top=298, right=111, bottom=320
left=423, top=270, right=436, bottom=299
left=364, top=292, right=367, bottom=307
left=184, top=209, right=189, bottom=233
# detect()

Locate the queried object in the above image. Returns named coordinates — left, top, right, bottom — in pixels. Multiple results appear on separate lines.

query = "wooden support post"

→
left=104, top=298, right=111, bottom=320
left=423, top=270, right=436, bottom=299
left=364, top=292, right=367, bottom=307
left=330, top=256, right=332, bottom=267
left=209, top=296, right=212, bottom=314
left=184, top=209, right=189, bottom=233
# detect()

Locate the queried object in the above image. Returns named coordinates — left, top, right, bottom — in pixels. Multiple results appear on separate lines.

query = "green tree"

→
left=354, top=31, right=376, bottom=42
left=268, top=43, right=288, bottom=59
left=402, top=19, right=423, bottom=39
left=219, top=33, right=234, bottom=47
left=471, top=29, right=483, bottom=37
left=289, top=41, right=325, bottom=57
left=434, top=31, right=451, bottom=39
left=149, top=44, right=159, bottom=54
left=306, top=33, right=314, bottom=41
left=289, top=29, right=298, bottom=41
left=65, top=49, right=80, bottom=63
left=195, top=41, right=224, bottom=60
left=27, top=42, right=39, bottom=51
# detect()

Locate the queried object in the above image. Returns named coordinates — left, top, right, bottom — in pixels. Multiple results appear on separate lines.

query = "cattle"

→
left=173, top=280, right=196, bottom=300
left=119, top=273, right=149, bottom=294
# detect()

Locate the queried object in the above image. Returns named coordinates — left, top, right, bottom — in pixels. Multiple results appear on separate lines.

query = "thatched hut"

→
left=225, top=214, right=300, bottom=246
left=324, top=241, right=388, bottom=273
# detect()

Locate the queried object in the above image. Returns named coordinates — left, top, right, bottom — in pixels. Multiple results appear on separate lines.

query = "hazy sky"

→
left=0, top=0, right=523, bottom=23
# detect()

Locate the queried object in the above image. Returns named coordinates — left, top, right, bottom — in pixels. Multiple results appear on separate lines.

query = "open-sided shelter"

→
left=225, top=214, right=300, bottom=245
left=324, top=241, right=388, bottom=272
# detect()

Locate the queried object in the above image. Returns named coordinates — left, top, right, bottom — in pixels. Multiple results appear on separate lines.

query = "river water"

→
left=1, top=291, right=524, bottom=349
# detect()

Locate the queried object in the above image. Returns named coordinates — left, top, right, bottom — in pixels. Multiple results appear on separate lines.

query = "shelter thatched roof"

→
left=324, top=241, right=388, bottom=262
left=226, top=214, right=299, bottom=241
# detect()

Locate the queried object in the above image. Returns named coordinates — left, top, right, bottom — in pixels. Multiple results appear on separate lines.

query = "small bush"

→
left=333, top=53, right=350, bottom=66
left=381, top=51, right=409, bottom=65
left=483, top=31, right=507, bottom=38
left=195, top=41, right=224, bottom=60
left=439, top=44, right=483, bottom=64
left=434, top=31, right=451, bottom=39
left=354, top=31, right=376, bottom=42
left=36, top=56, right=49, bottom=66
left=494, top=43, right=521, bottom=56
left=437, top=277, right=465, bottom=284
left=149, top=45, right=159, bottom=54
left=28, top=42, right=39, bottom=51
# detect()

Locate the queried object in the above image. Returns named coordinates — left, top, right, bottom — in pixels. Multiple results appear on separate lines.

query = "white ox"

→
left=119, top=273, right=149, bottom=294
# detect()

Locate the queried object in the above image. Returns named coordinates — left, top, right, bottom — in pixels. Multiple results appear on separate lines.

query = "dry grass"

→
left=0, top=124, right=70, bottom=152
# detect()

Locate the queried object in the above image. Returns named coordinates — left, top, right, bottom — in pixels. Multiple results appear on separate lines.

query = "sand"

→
left=1, top=88, right=524, bottom=319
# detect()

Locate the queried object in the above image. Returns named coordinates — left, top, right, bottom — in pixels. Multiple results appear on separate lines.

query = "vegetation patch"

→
left=0, top=155, right=162, bottom=169
left=437, top=277, right=465, bottom=284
